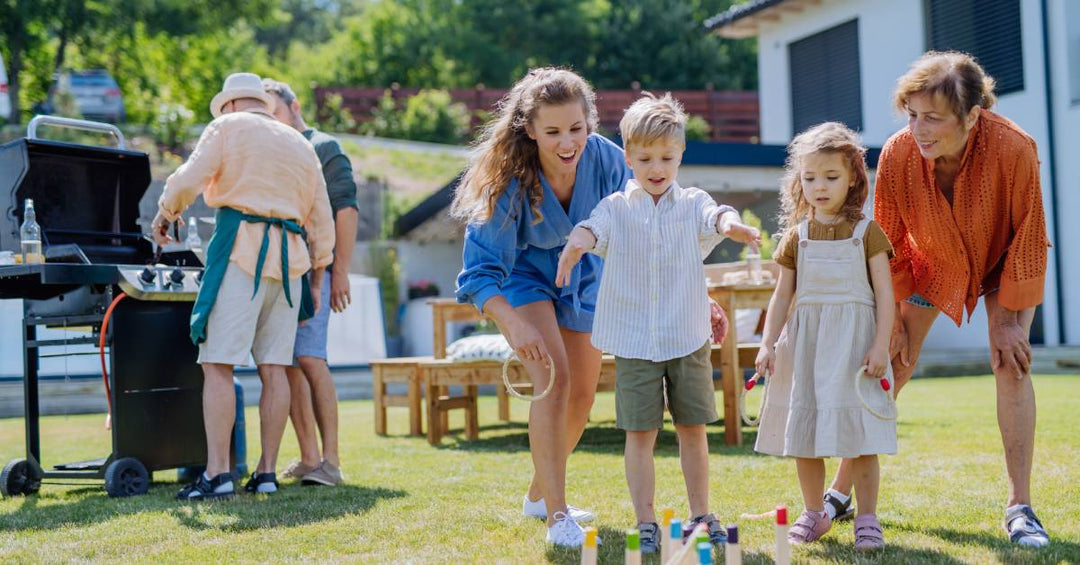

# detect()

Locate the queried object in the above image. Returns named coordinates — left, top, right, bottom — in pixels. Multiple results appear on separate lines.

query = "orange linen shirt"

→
left=873, top=111, right=1049, bottom=326
left=158, top=109, right=334, bottom=280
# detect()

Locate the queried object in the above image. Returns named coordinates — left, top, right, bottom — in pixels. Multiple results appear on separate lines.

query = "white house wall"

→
left=1046, top=0, right=1080, bottom=345
left=755, top=0, right=925, bottom=146
left=752, top=0, right=1069, bottom=347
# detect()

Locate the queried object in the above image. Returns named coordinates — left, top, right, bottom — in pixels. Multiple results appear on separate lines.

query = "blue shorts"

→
left=293, top=270, right=332, bottom=361
left=904, top=292, right=935, bottom=309
left=502, top=272, right=595, bottom=333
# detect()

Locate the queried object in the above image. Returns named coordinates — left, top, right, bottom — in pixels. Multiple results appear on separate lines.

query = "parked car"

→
left=0, top=53, right=10, bottom=123
left=36, top=70, right=125, bottom=123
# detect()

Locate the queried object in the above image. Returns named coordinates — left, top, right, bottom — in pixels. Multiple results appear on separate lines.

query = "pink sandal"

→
left=854, top=514, right=885, bottom=551
left=787, top=509, right=832, bottom=544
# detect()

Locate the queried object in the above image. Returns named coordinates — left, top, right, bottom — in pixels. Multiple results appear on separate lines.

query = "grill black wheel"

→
left=1, top=458, right=41, bottom=497
left=104, top=457, right=149, bottom=498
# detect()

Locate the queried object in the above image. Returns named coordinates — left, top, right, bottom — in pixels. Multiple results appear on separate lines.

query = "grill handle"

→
left=26, top=115, right=127, bottom=150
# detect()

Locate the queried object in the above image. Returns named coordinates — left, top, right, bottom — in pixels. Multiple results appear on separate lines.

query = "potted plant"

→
left=407, top=279, right=440, bottom=300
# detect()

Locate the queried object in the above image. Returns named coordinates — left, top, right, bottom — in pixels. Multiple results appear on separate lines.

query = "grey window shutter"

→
left=925, top=0, right=1024, bottom=95
left=789, top=19, right=863, bottom=136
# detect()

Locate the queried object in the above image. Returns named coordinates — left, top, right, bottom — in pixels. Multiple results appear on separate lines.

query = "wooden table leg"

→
left=720, top=294, right=742, bottom=446
left=408, top=370, right=423, bottom=436
left=438, top=385, right=450, bottom=432
left=373, top=367, right=387, bottom=436
left=426, top=377, right=442, bottom=445
left=465, top=385, right=479, bottom=440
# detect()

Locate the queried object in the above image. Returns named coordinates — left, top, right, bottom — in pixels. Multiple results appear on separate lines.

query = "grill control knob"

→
left=139, top=266, right=156, bottom=285
left=196, top=269, right=204, bottom=284
left=169, top=267, right=186, bottom=285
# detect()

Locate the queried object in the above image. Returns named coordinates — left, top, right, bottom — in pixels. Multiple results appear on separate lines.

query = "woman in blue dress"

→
left=453, top=68, right=631, bottom=547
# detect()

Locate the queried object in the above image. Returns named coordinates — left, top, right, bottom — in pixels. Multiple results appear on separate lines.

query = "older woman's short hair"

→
left=619, top=92, right=686, bottom=150
left=893, top=51, right=997, bottom=119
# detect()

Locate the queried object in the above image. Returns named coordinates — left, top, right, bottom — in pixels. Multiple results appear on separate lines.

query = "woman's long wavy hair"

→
left=779, top=122, right=870, bottom=233
left=450, top=67, right=599, bottom=225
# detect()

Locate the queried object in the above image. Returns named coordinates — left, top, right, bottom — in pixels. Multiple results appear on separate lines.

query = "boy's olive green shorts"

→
left=615, top=340, right=718, bottom=431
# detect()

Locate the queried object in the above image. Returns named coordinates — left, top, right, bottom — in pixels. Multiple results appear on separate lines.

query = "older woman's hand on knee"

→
left=990, top=317, right=1032, bottom=379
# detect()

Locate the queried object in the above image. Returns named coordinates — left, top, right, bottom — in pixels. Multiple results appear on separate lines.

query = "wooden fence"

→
left=315, top=85, right=759, bottom=143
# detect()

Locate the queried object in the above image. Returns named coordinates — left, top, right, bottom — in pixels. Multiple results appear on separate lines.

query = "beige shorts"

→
left=198, top=262, right=302, bottom=366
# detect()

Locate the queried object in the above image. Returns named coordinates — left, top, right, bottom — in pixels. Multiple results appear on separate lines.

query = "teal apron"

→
left=190, top=207, right=315, bottom=345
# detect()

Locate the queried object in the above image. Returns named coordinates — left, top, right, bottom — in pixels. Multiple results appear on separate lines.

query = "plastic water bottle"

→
left=20, top=199, right=43, bottom=264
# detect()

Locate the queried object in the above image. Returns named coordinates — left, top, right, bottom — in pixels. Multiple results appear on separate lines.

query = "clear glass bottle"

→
left=184, top=217, right=202, bottom=251
left=20, top=198, right=44, bottom=264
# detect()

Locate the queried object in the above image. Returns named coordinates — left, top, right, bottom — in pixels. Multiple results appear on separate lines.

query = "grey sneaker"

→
left=281, top=460, right=318, bottom=479
left=637, top=521, right=659, bottom=554
left=301, top=461, right=344, bottom=486
left=1005, top=505, right=1049, bottom=548
left=684, top=513, right=727, bottom=546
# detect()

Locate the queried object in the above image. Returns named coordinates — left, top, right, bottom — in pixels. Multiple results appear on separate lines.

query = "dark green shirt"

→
left=303, top=128, right=359, bottom=214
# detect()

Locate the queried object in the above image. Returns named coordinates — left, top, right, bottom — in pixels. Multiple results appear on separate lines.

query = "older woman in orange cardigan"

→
left=820, top=52, right=1051, bottom=548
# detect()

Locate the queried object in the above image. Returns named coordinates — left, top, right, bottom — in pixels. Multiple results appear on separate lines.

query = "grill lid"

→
left=0, top=120, right=154, bottom=265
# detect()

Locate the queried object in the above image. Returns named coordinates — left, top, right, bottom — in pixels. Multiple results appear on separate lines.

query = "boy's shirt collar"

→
left=626, top=179, right=682, bottom=203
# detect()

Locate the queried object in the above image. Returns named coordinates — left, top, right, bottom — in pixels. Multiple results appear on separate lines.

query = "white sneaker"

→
left=522, top=495, right=596, bottom=522
left=546, top=511, right=586, bottom=547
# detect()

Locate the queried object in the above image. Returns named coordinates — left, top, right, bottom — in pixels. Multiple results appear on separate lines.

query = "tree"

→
left=0, top=0, right=50, bottom=124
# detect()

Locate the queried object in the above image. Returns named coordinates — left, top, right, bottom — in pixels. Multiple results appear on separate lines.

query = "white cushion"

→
left=445, top=333, right=512, bottom=362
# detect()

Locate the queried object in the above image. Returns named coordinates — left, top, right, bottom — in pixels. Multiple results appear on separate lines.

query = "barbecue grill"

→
left=0, top=116, right=228, bottom=498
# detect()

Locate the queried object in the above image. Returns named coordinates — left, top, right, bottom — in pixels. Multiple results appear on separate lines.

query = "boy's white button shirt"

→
left=580, top=179, right=735, bottom=362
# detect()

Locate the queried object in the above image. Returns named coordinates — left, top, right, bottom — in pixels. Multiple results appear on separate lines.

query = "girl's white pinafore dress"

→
left=755, top=218, right=897, bottom=458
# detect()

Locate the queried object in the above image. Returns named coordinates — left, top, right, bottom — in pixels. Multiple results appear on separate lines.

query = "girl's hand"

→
left=863, top=343, right=889, bottom=378
left=506, top=318, right=550, bottom=368
left=755, top=345, right=775, bottom=377
left=555, top=227, right=597, bottom=288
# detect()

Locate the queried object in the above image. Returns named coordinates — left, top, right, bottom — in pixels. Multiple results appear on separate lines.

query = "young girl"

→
left=754, top=122, right=897, bottom=551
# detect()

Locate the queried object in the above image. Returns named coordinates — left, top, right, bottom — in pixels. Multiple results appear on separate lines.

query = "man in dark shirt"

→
left=262, top=78, right=359, bottom=486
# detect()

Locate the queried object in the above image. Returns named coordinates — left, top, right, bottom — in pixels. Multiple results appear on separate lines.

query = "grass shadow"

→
left=0, top=482, right=405, bottom=533
left=169, top=484, right=406, bottom=531
left=437, top=421, right=760, bottom=457
left=803, top=536, right=967, bottom=564
left=891, top=521, right=1080, bottom=564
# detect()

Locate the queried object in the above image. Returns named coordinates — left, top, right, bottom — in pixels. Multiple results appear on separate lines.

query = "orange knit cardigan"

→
left=873, top=111, right=1050, bottom=325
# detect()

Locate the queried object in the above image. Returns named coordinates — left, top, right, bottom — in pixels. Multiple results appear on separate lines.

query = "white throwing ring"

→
left=502, top=353, right=556, bottom=402
left=740, top=370, right=769, bottom=427
left=854, top=366, right=898, bottom=421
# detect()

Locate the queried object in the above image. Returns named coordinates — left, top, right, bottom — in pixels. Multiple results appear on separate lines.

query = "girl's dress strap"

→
left=852, top=217, right=871, bottom=240
left=797, top=219, right=810, bottom=241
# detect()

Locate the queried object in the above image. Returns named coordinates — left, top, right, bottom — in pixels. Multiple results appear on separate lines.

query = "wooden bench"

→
left=370, top=357, right=428, bottom=436
left=422, top=355, right=618, bottom=445
left=374, top=285, right=770, bottom=443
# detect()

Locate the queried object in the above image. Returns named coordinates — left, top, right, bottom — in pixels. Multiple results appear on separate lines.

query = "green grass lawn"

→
left=1, top=374, right=1078, bottom=563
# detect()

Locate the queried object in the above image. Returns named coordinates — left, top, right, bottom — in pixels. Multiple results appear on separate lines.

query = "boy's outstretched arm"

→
left=555, top=226, right=597, bottom=288
left=716, top=210, right=761, bottom=246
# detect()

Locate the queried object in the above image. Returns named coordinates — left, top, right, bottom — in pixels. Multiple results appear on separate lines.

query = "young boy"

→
left=555, top=93, right=759, bottom=553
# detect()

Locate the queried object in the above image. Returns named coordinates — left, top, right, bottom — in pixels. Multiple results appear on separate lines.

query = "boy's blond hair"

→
left=619, top=92, right=686, bottom=150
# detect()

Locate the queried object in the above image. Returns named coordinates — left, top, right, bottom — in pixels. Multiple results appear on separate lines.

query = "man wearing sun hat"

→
left=152, top=72, right=335, bottom=500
